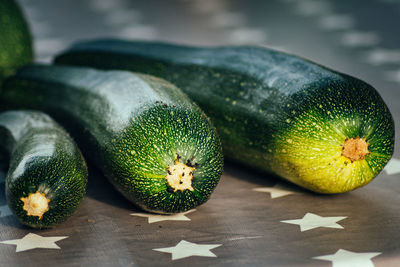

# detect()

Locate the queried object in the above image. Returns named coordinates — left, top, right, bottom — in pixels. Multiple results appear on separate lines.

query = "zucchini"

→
left=0, top=110, right=87, bottom=228
left=0, top=0, right=33, bottom=82
left=54, top=39, right=395, bottom=193
left=1, top=65, right=223, bottom=213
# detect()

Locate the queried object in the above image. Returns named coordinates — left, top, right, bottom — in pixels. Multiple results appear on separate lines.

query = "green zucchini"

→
left=0, top=110, right=87, bottom=228
left=1, top=65, right=223, bottom=213
left=54, top=39, right=395, bottom=193
left=0, top=0, right=33, bottom=82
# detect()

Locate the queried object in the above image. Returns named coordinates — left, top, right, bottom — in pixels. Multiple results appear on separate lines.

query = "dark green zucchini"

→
left=54, top=39, right=394, bottom=193
left=0, top=110, right=87, bottom=228
left=0, top=0, right=33, bottom=82
left=1, top=65, right=223, bottom=214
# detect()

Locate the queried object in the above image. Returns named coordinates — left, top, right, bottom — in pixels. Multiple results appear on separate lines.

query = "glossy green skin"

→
left=54, top=40, right=395, bottom=193
left=0, top=111, right=87, bottom=228
left=0, top=0, right=33, bottom=81
left=2, top=65, right=223, bottom=213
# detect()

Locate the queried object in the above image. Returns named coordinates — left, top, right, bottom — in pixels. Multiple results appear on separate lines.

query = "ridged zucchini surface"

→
left=2, top=65, right=223, bottom=213
left=0, top=110, right=87, bottom=228
left=0, top=0, right=33, bottom=82
left=55, top=39, right=395, bottom=193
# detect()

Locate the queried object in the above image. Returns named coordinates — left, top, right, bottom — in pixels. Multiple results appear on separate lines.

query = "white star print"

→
left=131, top=209, right=196, bottom=223
left=227, top=28, right=268, bottom=45
left=340, top=31, right=380, bottom=47
left=384, top=158, right=400, bottom=175
left=153, top=240, right=222, bottom=260
left=0, top=233, right=68, bottom=252
left=209, top=12, right=246, bottom=28
left=253, top=184, right=300, bottom=199
left=313, top=249, right=381, bottom=267
left=318, top=14, right=355, bottom=31
left=365, top=48, right=400, bottom=66
left=295, top=0, right=332, bottom=16
left=0, top=205, right=13, bottom=217
left=281, top=213, right=347, bottom=231
left=385, top=69, right=400, bottom=84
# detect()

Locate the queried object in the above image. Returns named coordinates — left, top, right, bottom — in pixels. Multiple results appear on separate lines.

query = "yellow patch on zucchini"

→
left=273, top=111, right=379, bottom=193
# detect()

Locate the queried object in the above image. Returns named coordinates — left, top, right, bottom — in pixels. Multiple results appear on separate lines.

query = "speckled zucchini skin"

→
left=54, top=40, right=395, bottom=193
left=2, top=65, right=223, bottom=213
left=0, top=0, right=33, bottom=81
left=0, top=111, right=87, bottom=228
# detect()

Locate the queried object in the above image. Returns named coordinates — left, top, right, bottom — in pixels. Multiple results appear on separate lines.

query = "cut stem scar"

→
left=165, top=158, right=195, bottom=192
left=341, top=137, right=370, bottom=162
left=20, top=191, right=50, bottom=219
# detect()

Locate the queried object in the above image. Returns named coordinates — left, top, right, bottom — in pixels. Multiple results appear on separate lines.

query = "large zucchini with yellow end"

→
left=0, top=0, right=33, bottom=82
left=55, top=39, right=395, bottom=193
left=2, top=65, right=223, bottom=213
left=0, top=110, right=87, bottom=228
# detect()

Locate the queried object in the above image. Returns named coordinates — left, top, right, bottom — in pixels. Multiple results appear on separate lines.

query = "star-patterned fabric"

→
left=383, top=158, right=400, bottom=175
left=131, top=210, right=196, bottom=223
left=313, top=249, right=382, bottom=267
left=252, top=184, right=300, bottom=199
left=153, top=240, right=222, bottom=260
left=0, top=233, right=68, bottom=252
left=0, top=205, right=13, bottom=218
left=281, top=213, right=347, bottom=231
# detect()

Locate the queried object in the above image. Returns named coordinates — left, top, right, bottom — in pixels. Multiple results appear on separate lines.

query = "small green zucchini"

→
left=2, top=65, right=223, bottom=214
left=0, top=110, right=87, bottom=228
left=0, top=0, right=33, bottom=82
left=54, top=39, right=395, bottom=193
